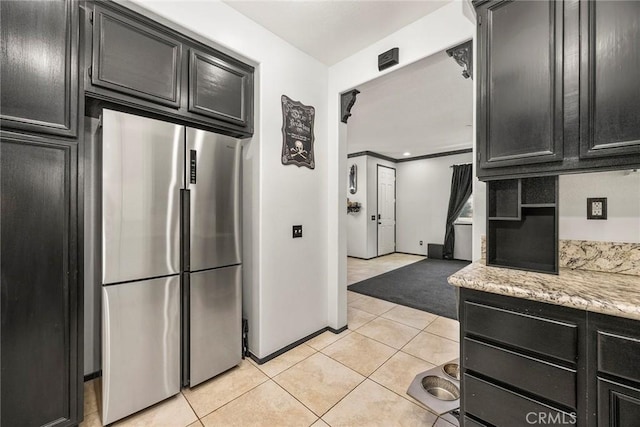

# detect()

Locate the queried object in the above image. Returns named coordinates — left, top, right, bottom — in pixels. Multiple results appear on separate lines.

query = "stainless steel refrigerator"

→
left=100, top=110, right=242, bottom=425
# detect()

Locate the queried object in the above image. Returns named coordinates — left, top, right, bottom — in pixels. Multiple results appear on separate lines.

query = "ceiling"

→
left=347, top=50, right=473, bottom=159
left=222, top=0, right=471, bottom=159
left=223, top=0, right=450, bottom=65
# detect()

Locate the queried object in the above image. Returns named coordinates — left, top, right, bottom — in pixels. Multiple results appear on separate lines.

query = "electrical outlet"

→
left=587, top=198, right=607, bottom=220
left=292, top=225, right=303, bottom=238
left=371, top=215, right=376, bottom=221
left=419, top=241, right=423, bottom=246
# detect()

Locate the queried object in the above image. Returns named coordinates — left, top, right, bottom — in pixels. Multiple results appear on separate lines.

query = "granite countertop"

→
left=448, top=262, right=640, bottom=321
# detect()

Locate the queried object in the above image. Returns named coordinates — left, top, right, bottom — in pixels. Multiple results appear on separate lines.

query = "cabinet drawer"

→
left=188, top=48, right=252, bottom=127
left=464, top=374, right=577, bottom=427
left=597, top=331, right=640, bottom=383
left=464, top=338, right=576, bottom=408
left=464, top=301, right=577, bottom=363
left=92, top=5, right=182, bottom=107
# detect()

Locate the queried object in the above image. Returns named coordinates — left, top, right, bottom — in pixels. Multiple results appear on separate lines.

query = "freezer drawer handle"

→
left=190, top=150, right=197, bottom=184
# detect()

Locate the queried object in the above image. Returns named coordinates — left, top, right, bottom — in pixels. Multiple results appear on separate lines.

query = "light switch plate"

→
left=587, top=197, right=607, bottom=220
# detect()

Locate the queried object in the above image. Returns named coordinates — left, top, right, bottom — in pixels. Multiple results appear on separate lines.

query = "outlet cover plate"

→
left=587, top=197, right=607, bottom=220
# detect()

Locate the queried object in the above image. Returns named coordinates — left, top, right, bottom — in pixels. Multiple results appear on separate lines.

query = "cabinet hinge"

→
left=478, top=16, right=482, bottom=25
left=90, top=11, right=94, bottom=24
left=88, top=66, right=92, bottom=78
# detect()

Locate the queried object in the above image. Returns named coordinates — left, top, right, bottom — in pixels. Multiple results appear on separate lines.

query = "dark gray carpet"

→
left=348, top=258, right=471, bottom=320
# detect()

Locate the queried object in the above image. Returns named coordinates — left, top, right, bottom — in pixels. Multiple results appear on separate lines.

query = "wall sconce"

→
left=349, top=164, right=357, bottom=194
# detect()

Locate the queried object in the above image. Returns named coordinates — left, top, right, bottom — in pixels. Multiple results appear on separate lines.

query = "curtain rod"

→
left=449, top=163, right=472, bottom=168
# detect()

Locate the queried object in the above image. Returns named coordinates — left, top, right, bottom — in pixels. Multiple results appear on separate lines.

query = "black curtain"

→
left=443, top=164, right=473, bottom=259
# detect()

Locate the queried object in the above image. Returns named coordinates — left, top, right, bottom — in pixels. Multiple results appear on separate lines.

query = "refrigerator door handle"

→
left=181, top=189, right=190, bottom=272
left=189, top=149, right=197, bottom=185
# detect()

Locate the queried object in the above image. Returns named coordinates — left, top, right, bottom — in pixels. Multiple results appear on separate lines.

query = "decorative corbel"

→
left=340, top=89, right=360, bottom=124
left=446, top=40, right=473, bottom=79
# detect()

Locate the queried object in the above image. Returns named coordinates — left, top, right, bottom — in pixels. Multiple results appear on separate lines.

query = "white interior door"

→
left=377, top=166, right=396, bottom=256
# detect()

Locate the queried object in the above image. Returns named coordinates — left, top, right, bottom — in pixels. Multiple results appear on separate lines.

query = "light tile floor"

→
left=81, top=255, right=459, bottom=426
left=347, top=253, right=426, bottom=285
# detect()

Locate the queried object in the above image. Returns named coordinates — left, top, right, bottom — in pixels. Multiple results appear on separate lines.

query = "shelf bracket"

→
left=446, top=40, right=473, bottom=80
left=340, top=89, right=360, bottom=124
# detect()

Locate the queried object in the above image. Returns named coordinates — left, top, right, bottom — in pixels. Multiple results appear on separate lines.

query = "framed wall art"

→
left=281, top=95, right=315, bottom=169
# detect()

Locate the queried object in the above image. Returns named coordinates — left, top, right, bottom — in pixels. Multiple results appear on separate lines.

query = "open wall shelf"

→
left=487, top=176, right=558, bottom=274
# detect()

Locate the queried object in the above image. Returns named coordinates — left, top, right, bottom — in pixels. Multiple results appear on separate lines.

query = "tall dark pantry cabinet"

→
left=0, top=0, right=82, bottom=426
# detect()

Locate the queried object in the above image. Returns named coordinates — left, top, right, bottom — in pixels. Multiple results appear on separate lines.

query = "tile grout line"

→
left=269, top=374, right=336, bottom=424
left=179, top=389, right=201, bottom=425
left=368, top=376, right=441, bottom=419
left=346, top=325, right=420, bottom=353
left=188, top=369, right=271, bottom=422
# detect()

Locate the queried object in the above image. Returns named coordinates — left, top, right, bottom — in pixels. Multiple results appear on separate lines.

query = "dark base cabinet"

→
left=460, top=288, right=640, bottom=427
left=589, top=313, right=640, bottom=427
left=0, top=134, right=81, bottom=427
left=597, top=379, right=640, bottom=427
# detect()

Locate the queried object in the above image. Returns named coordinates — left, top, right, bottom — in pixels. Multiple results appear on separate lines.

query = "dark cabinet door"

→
left=598, top=379, right=640, bottom=427
left=0, top=137, right=80, bottom=427
left=188, top=48, right=253, bottom=128
left=477, top=0, right=563, bottom=169
left=580, top=0, right=640, bottom=158
left=0, top=0, right=78, bottom=137
left=92, top=5, right=182, bottom=107
left=588, top=313, right=640, bottom=426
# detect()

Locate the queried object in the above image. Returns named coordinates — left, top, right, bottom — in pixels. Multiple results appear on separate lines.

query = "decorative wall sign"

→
left=281, top=95, right=315, bottom=169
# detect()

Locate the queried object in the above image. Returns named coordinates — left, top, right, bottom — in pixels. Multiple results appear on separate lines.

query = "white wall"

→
left=559, top=170, right=640, bottom=243
left=346, top=155, right=396, bottom=259
left=396, top=152, right=473, bottom=255
left=327, top=1, right=475, bottom=329
left=132, top=0, right=329, bottom=358
left=346, top=156, right=368, bottom=258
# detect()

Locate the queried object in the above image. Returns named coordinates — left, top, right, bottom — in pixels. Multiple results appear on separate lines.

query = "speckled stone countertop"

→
left=448, top=262, right=640, bottom=321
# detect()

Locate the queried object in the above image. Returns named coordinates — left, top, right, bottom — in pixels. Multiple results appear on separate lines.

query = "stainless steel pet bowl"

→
left=421, top=376, right=460, bottom=401
left=442, top=363, right=460, bottom=381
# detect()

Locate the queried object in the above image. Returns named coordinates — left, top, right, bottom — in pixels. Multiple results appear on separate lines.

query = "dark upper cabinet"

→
left=580, top=0, right=640, bottom=158
left=188, top=48, right=253, bottom=128
left=0, top=0, right=78, bottom=137
left=85, top=2, right=254, bottom=136
left=91, top=5, right=182, bottom=107
left=1, top=135, right=80, bottom=427
left=475, top=0, right=640, bottom=180
left=477, top=0, right=564, bottom=169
